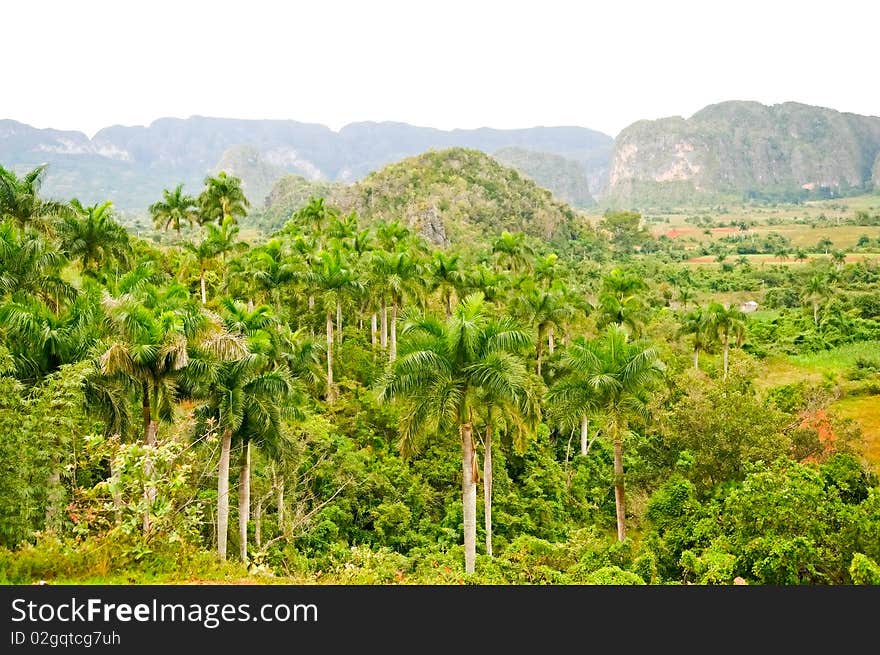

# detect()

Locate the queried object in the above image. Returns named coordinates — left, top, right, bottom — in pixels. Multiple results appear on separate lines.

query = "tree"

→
left=512, top=281, right=571, bottom=376
left=149, top=184, right=199, bottom=236
left=704, top=302, right=746, bottom=380
left=374, top=250, right=422, bottom=362
left=377, top=293, right=533, bottom=573
left=802, top=273, right=828, bottom=327
left=677, top=306, right=715, bottom=370
left=198, top=172, right=250, bottom=225
left=492, top=231, right=533, bottom=274
left=596, top=268, right=648, bottom=336
left=554, top=326, right=664, bottom=541
left=0, top=164, right=74, bottom=234
left=184, top=342, right=293, bottom=561
left=99, top=283, right=246, bottom=531
left=601, top=210, right=648, bottom=254
left=60, top=200, right=130, bottom=276
left=307, top=247, right=359, bottom=403
left=428, top=251, right=465, bottom=318
left=184, top=216, right=242, bottom=304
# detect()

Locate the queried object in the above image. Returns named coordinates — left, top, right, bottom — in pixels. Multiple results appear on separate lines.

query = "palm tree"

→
left=149, top=184, right=199, bottom=236
left=184, top=216, right=242, bottom=304
left=0, top=163, right=74, bottom=234
left=374, top=250, right=422, bottom=362
left=704, top=302, right=746, bottom=380
left=0, top=222, right=75, bottom=311
left=377, top=293, right=534, bottom=574
left=184, top=349, right=292, bottom=561
left=198, top=172, right=250, bottom=225
left=428, top=251, right=465, bottom=318
left=512, top=281, right=571, bottom=376
left=99, top=283, right=246, bottom=531
left=60, top=200, right=130, bottom=276
left=677, top=306, right=714, bottom=370
left=802, top=273, right=828, bottom=327
left=596, top=268, right=648, bottom=336
left=492, top=231, right=533, bottom=274
left=677, top=286, right=694, bottom=310
left=551, top=326, right=664, bottom=541
left=307, top=248, right=359, bottom=402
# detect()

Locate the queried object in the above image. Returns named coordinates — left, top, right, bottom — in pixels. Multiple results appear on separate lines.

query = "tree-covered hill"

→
left=328, top=148, right=582, bottom=245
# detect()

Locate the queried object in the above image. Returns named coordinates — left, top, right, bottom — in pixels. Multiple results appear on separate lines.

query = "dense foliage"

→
left=1, top=161, right=879, bottom=585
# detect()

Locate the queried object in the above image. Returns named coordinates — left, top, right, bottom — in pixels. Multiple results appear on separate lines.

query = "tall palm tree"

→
left=184, top=349, right=292, bottom=561
left=373, top=250, right=423, bottom=362
left=0, top=222, right=75, bottom=311
left=60, top=200, right=130, bottom=276
left=0, top=163, right=74, bottom=234
left=512, top=281, right=571, bottom=376
left=677, top=306, right=714, bottom=370
left=492, top=231, right=534, bottom=274
left=307, top=247, right=359, bottom=402
left=99, top=282, right=246, bottom=531
left=377, top=293, right=534, bottom=574
left=149, top=183, right=199, bottom=236
left=428, top=251, right=465, bottom=318
left=704, top=302, right=746, bottom=380
left=198, top=172, right=250, bottom=226
left=802, top=273, right=828, bottom=327
left=596, top=268, right=648, bottom=336
left=184, top=216, right=242, bottom=304
left=553, top=326, right=664, bottom=541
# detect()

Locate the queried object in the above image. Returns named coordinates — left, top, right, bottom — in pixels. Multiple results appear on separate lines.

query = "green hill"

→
left=328, top=148, right=581, bottom=245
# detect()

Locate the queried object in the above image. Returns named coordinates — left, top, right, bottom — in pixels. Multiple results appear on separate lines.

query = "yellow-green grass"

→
left=834, top=395, right=880, bottom=473
left=757, top=342, right=880, bottom=470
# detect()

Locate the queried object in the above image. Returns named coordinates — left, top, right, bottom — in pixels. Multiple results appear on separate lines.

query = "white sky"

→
left=6, top=0, right=879, bottom=138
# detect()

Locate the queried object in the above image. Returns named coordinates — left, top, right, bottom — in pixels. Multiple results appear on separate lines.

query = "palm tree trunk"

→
left=483, top=423, right=493, bottom=557
left=722, top=334, right=730, bottom=380
left=336, top=301, right=343, bottom=344
left=536, top=331, right=544, bottom=377
left=239, top=440, right=250, bottom=563
left=580, top=415, right=589, bottom=456
left=445, top=290, right=452, bottom=319
left=371, top=312, right=378, bottom=347
left=217, top=428, right=232, bottom=560
left=380, top=299, right=388, bottom=349
left=255, top=500, right=262, bottom=549
left=461, top=422, right=477, bottom=574
left=326, top=311, right=335, bottom=403
left=200, top=273, right=207, bottom=305
left=277, top=480, right=286, bottom=537
left=613, top=437, right=626, bottom=542
left=813, top=301, right=819, bottom=326
left=693, top=347, right=700, bottom=370
left=390, top=300, right=398, bottom=362
left=548, top=326, right=555, bottom=355
left=141, top=384, right=157, bottom=534
left=44, top=468, right=63, bottom=533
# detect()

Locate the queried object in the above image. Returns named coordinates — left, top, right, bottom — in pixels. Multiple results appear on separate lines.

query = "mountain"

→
left=211, top=145, right=289, bottom=209
left=0, top=117, right=612, bottom=211
left=325, top=148, right=580, bottom=246
left=492, top=147, right=595, bottom=208
left=607, top=101, right=880, bottom=207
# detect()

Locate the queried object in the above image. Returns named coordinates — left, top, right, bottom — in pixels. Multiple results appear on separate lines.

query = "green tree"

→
left=149, top=184, right=199, bottom=236
left=596, top=268, right=648, bottom=336
left=377, top=293, right=533, bottom=573
left=0, top=164, right=74, bottom=234
left=677, top=306, right=715, bottom=370
left=556, top=326, right=664, bottom=541
left=198, top=172, right=250, bottom=226
left=704, top=302, right=746, bottom=380
left=60, top=200, right=130, bottom=276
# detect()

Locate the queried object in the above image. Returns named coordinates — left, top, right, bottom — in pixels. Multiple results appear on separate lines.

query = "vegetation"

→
left=1, top=157, right=880, bottom=586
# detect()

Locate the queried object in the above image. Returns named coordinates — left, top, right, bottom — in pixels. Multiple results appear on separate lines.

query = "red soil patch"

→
left=799, top=409, right=837, bottom=463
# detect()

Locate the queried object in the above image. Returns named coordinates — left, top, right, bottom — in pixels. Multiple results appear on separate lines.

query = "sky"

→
left=6, top=0, right=879, bottom=139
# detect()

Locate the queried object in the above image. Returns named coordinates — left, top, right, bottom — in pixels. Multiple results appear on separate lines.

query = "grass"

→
left=834, top=395, right=880, bottom=473
left=757, top=341, right=880, bottom=470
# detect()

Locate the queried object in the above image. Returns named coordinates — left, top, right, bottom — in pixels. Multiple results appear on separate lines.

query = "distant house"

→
left=739, top=300, right=759, bottom=313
